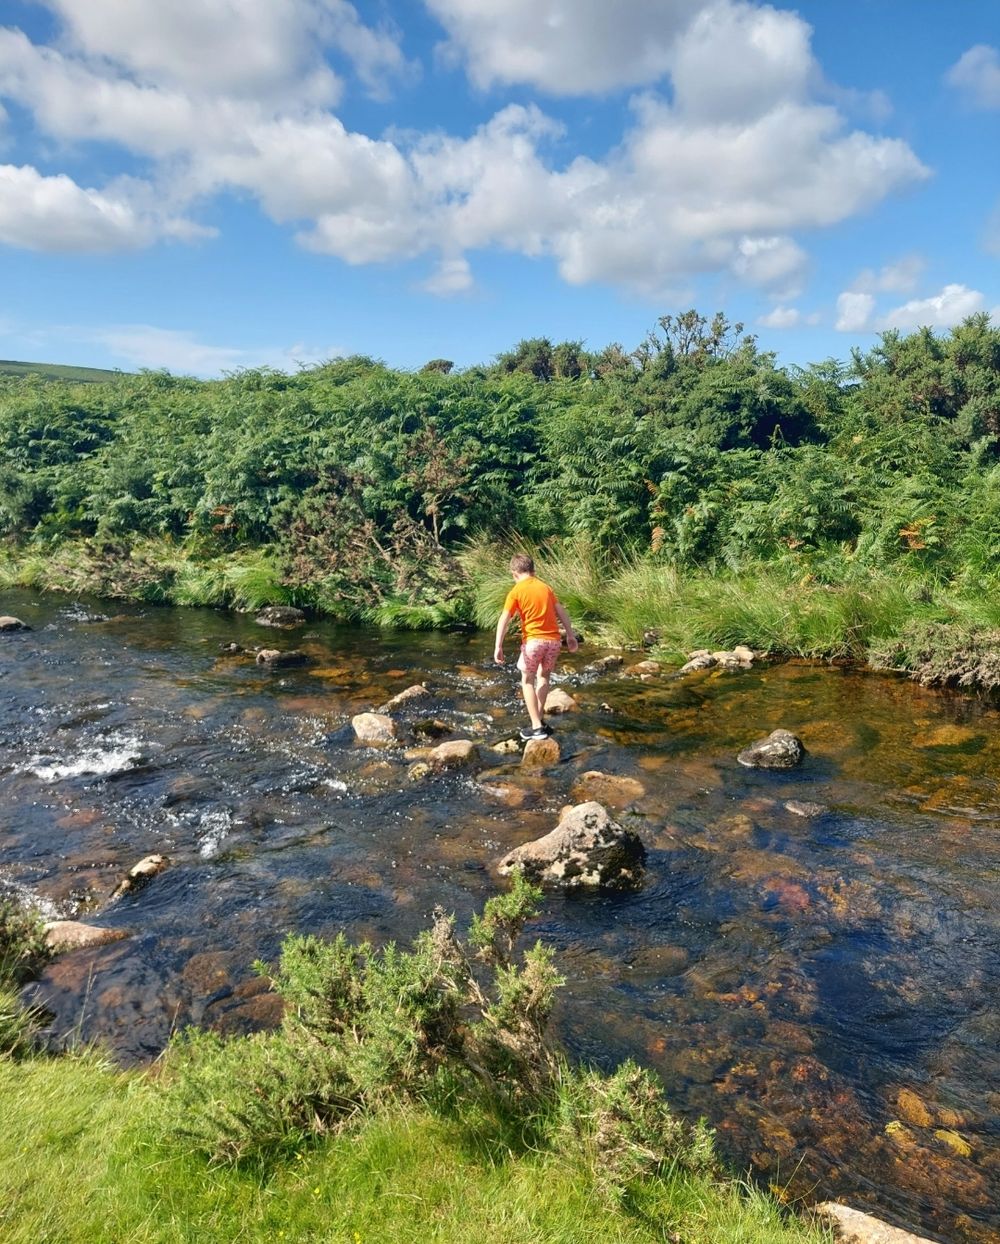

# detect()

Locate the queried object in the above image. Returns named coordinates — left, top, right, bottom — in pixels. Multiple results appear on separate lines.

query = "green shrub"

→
left=0, top=899, right=50, bottom=988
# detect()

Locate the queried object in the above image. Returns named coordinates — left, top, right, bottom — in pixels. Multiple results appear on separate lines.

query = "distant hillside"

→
left=0, top=359, right=124, bottom=383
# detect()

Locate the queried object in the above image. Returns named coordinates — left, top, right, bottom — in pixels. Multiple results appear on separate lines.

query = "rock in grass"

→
left=109, top=854, right=168, bottom=902
left=43, top=921, right=129, bottom=952
left=255, top=606, right=305, bottom=628
left=737, top=729, right=804, bottom=769
left=498, top=801, right=645, bottom=891
left=351, top=712, right=398, bottom=745
left=0, top=616, right=30, bottom=632
left=813, top=1202, right=937, bottom=1243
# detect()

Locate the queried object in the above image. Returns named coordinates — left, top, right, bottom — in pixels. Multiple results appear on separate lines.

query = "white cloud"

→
left=879, top=284, right=986, bottom=331
left=42, top=0, right=411, bottom=103
left=758, top=306, right=803, bottom=329
left=420, top=256, right=474, bottom=296
left=0, top=1, right=930, bottom=298
left=853, top=254, right=925, bottom=295
left=946, top=44, right=1000, bottom=109
left=0, top=163, right=199, bottom=251
left=86, top=325, right=343, bottom=376
left=835, top=291, right=875, bottom=332
left=426, top=0, right=698, bottom=94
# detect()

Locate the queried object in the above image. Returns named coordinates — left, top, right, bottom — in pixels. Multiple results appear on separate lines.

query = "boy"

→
left=493, top=554, right=578, bottom=741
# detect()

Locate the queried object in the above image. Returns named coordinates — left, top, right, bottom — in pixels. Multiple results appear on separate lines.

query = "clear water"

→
left=3, top=588, right=999, bottom=1243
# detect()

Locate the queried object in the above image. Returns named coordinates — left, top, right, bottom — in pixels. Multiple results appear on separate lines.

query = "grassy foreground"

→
left=0, top=885, right=827, bottom=1244
left=0, top=1055, right=824, bottom=1244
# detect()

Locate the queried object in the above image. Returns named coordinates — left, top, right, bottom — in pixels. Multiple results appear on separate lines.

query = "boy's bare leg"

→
left=521, top=678, right=544, bottom=730
left=535, top=671, right=551, bottom=716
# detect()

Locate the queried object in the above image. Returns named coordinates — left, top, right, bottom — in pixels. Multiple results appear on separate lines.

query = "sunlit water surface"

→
left=2, top=589, right=999, bottom=1243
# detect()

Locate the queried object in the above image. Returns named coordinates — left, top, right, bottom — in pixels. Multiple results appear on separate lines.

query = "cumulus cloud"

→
left=426, top=0, right=697, bottom=94
left=835, top=291, right=875, bottom=333
left=852, top=254, right=925, bottom=295
left=946, top=44, right=1000, bottom=109
left=0, top=0, right=930, bottom=298
left=0, top=163, right=201, bottom=251
left=879, top=284, right=986, bottom=331
left=86, top=324, right=344, bottom=375
left=41, top=0, right=411, bottom=103
left=757, top=305, right=820, bottom=329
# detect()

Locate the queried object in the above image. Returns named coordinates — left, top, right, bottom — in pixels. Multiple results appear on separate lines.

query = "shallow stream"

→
left=2, top=588, right=999, bottom=1242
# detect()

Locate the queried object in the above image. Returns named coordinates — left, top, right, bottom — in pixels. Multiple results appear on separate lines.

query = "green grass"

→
left=0, top=359, right=125, bottom=383
left=0, top=1055, right=827, bottom=1244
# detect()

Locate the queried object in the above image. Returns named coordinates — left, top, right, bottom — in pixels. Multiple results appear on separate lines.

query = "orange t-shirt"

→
left=503, top=576, right=561, bottom=641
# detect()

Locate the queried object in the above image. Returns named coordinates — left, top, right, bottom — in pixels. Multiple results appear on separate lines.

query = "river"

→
left=2, top=588, right=999, bottom=1243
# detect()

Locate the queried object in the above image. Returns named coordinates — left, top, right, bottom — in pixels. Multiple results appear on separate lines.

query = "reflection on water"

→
left=3, top=589, right=1000, bottom=1242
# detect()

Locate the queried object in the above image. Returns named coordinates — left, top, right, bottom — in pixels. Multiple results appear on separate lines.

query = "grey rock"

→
left=380, top=683, right=431, bottom=711
left=255, top=648, right=308, bottom=667
left=737, top=729, right=805, bottom=769
left=0, top=615, right=30, bottom=632
left=785, top=799, right=827, bottom=817
left=44, top=921, right=129, bottom=952
left=255, top=606, right=306, bottom=628
left=429, top=739, right=479, bottom=770
left=498, top=800, right=645, bottom=891
left=544, top=688, right=578, bottom=714
left=813, top=1203, right=937, bottom=1244
left=351, top=712, right=398, bottom=745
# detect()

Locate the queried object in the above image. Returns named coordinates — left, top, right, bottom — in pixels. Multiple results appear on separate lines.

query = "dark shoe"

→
left=519, top=725, right=549, bottom=741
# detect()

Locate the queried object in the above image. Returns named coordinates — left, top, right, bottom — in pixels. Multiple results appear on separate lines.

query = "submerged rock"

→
left=813, top=1203, right=937, bottom=1244
left=0, top=615, right=30, bottom=632
left=255, top=648, right=308, bottom=668
left=737, top=729, right=804, bottom=769
left=255, top=605, right=305, bottom=628
left=569, top=770, right=646, bottom=809
left=381, top=683, right=431, bottom=711
left=785, top=799, right=827, bottom=817
left=625, top=659, right=660, bottom=676
left=109, top=854, right=168, bottom=902
left=351, top=712, right=398, bottom=745
left=586, top=655, right=624, bottom=673
left=43, top=921, right=129, bottom=952
left=497, top=800, right=645, bottom=890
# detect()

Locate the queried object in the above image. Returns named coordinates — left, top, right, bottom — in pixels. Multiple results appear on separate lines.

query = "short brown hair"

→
left=509, top=553, right=534, bottom=575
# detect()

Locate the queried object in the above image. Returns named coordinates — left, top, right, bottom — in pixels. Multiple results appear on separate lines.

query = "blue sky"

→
left=0, top=0, right=998, bottom=376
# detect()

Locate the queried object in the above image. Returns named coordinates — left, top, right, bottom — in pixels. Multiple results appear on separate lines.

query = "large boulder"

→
left=813, top=1203, right=937, bottom=1244
left=43, top=921, right=129, bottom=952
left=520, top=736, right=560, bottom=770
left=351, top=712, right=398, bottom=745
left=255, top=606, right=306, bottom=628
left=737, top=729, right=804, bottom=769
left=498, top=801, right=645, bottom=891
left=0, top=616, right=30, bottom=632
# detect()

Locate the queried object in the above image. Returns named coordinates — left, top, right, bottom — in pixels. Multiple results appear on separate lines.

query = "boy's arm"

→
left=555, top=601, right=578, bottom=651
left=494, top=608, right=513, bottom=664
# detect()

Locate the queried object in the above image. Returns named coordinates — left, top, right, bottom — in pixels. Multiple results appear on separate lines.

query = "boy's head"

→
left=509, top=553, right=534, bottom=578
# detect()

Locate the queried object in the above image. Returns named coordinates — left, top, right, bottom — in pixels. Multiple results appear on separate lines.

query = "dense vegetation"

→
left=3, top=310, right=1000, bottom=681
left=0, top=879, right=823, bottom=1243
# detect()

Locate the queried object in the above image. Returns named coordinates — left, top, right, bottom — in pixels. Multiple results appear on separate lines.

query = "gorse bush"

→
left=157, top=873, right=716, bottom=1195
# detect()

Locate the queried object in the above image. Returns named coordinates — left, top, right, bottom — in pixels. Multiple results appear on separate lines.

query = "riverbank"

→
left=0, top=886, right=825, bottom=1244
left=5, top=535, right=1000, bottom=692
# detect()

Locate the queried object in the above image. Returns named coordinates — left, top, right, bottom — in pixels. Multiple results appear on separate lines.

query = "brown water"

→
left=2, top=588, right=999, bottom=1243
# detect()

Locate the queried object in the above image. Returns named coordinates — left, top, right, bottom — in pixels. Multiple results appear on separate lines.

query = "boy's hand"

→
left=566, top=635, right=579, bottom=653
left=493, top=647, right=505, bottom=665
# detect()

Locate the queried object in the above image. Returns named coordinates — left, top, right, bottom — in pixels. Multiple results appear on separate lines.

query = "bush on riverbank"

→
left=0, top=880, right=825, bottom=1243
left=4, top=310, right=1000, bottom=681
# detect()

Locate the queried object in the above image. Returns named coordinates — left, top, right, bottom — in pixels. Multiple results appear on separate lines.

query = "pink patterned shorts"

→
left=517, top=639, right=562, bottom=680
